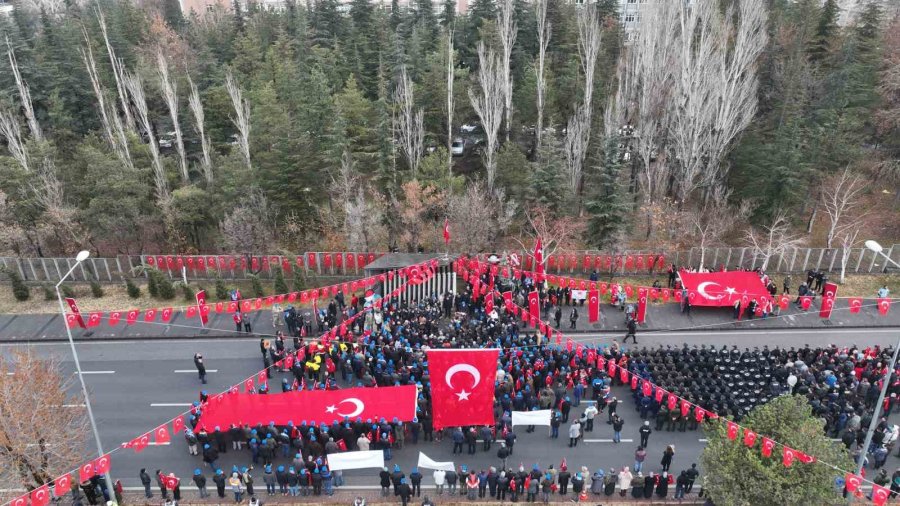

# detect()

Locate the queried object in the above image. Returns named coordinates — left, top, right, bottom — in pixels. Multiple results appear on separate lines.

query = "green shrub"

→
left=6, top=269, right=29, bottom=302
left=292, top=268, right=306, bottom=291
left=157, top=275, right=176, bottom=300
left=125, top=279, right=141, bottom=299
left=215, top=277, right=228, bottom=300
left=61, top=284, right=75, bottom=298
left=89, top=281, right=104, bottom=298
left=180, top=282, right=193, bottom=301
left=250, top=274, right=264, bottom=297
left=274, top=270, right=288, bottom=295
left=43, top=284, right=55, bottom=301
left=147, top=269, right=159, bottom=297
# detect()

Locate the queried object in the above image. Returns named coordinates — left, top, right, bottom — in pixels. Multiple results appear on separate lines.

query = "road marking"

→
left=150, top=403, right=192, bottom=407
left=147, top=442, right=171, bottom=446
left=174, top=369, right=218, bottom=373
left=585, top=439, right=634, bottom=443
left=81, top=370, right=115, bottom=374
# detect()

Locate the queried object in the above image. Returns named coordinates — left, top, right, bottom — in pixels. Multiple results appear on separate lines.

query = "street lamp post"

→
left=854, top=240, right=900, bottom=478
left=55, top=251, right=116, bottom=504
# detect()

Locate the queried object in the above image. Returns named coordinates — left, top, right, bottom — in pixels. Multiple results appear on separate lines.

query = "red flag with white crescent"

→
left=144, top=308, right=157, bottom=322
left=799, top=296, right=812, bottom=310
left=196, top=290, right=208, bottom=326
left=87, top=312, right=102, bottom=327
left=443, top=218, right=451, bottom=245
left=781, top=445, right=795, bottom=466
left=844, top=473, right=862, bottom=493
left=743, top=429, right=757, bottom=447
left=31, top=485, right=50, bottom=506
left=163, top=475, right=179, bottom=490
left=108, top=311, right=121, bottom=326
left=848, top=297, right=863, bottom=313
left=427, top=349, right=500, bottom=429
left=533, top=238, right=544, bottom=276
left=726, top=420, right=739, bottom=440
left=78, top=461, right=95, bottom=482
left=161, top=307, right=174, bottom=322
left=172, top=416, right=185, bottom=434
left=877, top=298, right=891, bottom=315
left=528, top=291, right=539, bottom=317
left=126, top=309, right=139, bottom=325
left=93, top=454, right=111, bottom=474
left=872, top=484, right=890, bottom=506
left=155, top=425, right=171, bottom=444
left=54, top=473, right=72, bottom=496
left=762, top=437, right=776, bottom=457
left=819, top=296, right=834, bottom=319
left=588, top=290, right=599, bottom=323
left=130, top=433, right=150, bottom=453
left=636, top=287, right=648, bottom=323
left=10, top=496, right=27, bottom=506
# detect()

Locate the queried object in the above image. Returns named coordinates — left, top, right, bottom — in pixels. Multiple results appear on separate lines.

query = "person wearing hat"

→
left=379, top=467, right=392, bottom=497
left=639, top=420, right=652, bottom=447
left=212, top=469, right=226, bottom=499
left=310, top=467, right=323, bottom=496
left=396, top=477, right=412, bottom=506
left=409, top=467, right=423, bottom=497
left=202, top=443, right=219, bottom=470
left=229, top=472, right=243, bottom=503
left=193, top=469, right=208, bottom=498
left=263, top=465, right=275, bottom=495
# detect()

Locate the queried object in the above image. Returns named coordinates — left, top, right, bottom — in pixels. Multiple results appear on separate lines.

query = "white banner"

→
left=417, top=451, right=456, bottom=472
left=327, top=450, right=385, bottom=471
left=571, top=290, right=587, bottom=301
left=511, top=409, right=552, bottom=426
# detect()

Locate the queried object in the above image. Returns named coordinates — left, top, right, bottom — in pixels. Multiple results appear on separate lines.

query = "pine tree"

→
left=809, top=0, right=837, bottom=61
left=585, top=137, right=629, bottom=248
left=528, top=133, right=567, bottom=213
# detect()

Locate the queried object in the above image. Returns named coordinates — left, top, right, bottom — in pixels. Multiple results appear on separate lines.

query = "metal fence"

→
left=1, top=245, right=897, bottom=284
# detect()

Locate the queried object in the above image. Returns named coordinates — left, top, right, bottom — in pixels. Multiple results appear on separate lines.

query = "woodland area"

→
left=0, top=0, right=898, bottom=261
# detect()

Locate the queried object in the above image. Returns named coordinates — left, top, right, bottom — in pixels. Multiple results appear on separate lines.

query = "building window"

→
left=625, top=13, right=634, bottom=22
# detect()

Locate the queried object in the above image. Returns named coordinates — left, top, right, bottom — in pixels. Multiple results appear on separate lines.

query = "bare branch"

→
left=0, top=109, right=29, bottom=173
left=96, top=7, right=136, bottom=133
left=6, top=37, right=43, bottom=143
left=187, top=75, right=213, bottom=183
left=744, top=211, right=803, bottom=271
left=446, top=29, right=455, bottom=181
left=225, top=70, right=252, bottom=171
left=156, top=50, right=189, bottom=183
left=469, top=42, right=506, bottom=192
left=394, top=65, right=424, bottom=176
left=839, top=228, right=860, bottom=283
left=534, top=0, right=550, bottom=155
left=564, top=5, right=602, bottom=194
left=822, top=167, right=867, bottom=248
left=688, top=184, right=752, bottom=269
left=496, top=0, right=517, bottom=142
left=124, top=70, right=170, bottom=208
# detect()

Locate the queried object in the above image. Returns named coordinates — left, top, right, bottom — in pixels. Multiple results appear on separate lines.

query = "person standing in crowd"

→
left=194, top=353, right=206, bottom=384
left=409, top=468, right=422, bottom=497
left=193, top=469, right=208, bottom=498
left=568, top=419, right=581, bottom=447
left=212, top=469, right=226, bottom=499
left=634, top=446, right=647, bottom=473
left=685, top=463, right=699, bottom=493
left=229, top=472, right=244, bottom=503
left=139, top=469, right=153, bottom=499
left=433, top=469, right=445, bottom=496
left=624, top=318, right=637, bottom=344
left=569, top=307, right=579, bottom=329
left=639, top=421, right=652, bottom=447
left=612, top=414, right=624, bottom=444
left=661, top=445, right=675, bottom=472
left=584, top=402, right=598, bottom=432
left=607, top=396, right=618, bottom=424
left=617, top=467, right=633, bottom=498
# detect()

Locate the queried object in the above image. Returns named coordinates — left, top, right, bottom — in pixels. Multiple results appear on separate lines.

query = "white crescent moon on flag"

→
left=446, top=364, right=481, bottom=389
left=336, top=398, right=365, bottom=418
left=696, top=282, right=725, bottom=300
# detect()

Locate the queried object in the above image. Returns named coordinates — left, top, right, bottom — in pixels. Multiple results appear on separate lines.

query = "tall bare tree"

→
left=187, top=75, right=213, bottom=183
left=822, top=167, right=867, bottom=248
left=0, top=109, right=29, bottom=173
left=96, top=8, right=135, bottom=133
left=0, top=350, right=89, bottom=489
left=496, top=0, right=517, bottom=142
left=124, top=70, right=170, bottom=207
left=6, top=38, right=42, bottom=143
left=564, top=5, right=601, bottom=194
left=225, top=70, right=252, bottom=171
left=394, top=65, right=424, bottom=176
left=79, top=28, right=133, bottom=172
left=448, top=181, right=516, bottom=253
left=469, top=42, right=505, bottom=192
left=157, top=50, right=189, bottom=182
left=219, top=190, right=276, bottom=252
left=744, top=211, right=803, bottom=271
left=445, top=29, right=455, bottom=180
left=838, top=228, right=860, bottom=283
left=534, top=0, right=551, bottom=156
left=688, top=185, right=752, bottom=269
left=515, top=205, right=586, bottom=261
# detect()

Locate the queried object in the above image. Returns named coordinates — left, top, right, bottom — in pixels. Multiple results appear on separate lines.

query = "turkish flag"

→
left=680, top=399, right=690, bottom=417
left=130, top=433, right=150, bottom=453
left=108, top=311, right=121, bottom=326
left=849, top=297, right=863, bottom=313
left=161, top=307, right=174, bottom=322
left=185, top=306, right=197, bottom=318
left=54, top=473, right=72, bottom=496
left=797, top=451, right=815, bottom=464
left=636, top=287, right=648, bottom=324
left=872, top=484, right=890, bottom=506
left=694, top=407, right=705, bottom=423
left=31, top=485, right=50, bottom=506
left=93, top=454, right=111, bottom=474
left=678, top=271, right=769, bottom=307
left=172, top=416, right=185, bottom=434
left=196, top=290, right=209, bottom=325
left=78, top=462, right=95, bottom=482
left=667, top=393, right=677, bottom=411
left=844, top=473, right=862, bottom=493
left=781, top=445, right=796, bottom=467
left=655, top=388, right=664, bottom=403
left=85, top=311, right=102, bottom=327
left=155, top=425, right=171, bottom=444
left=726, top=421, right=739, bottom=440
left=819, top=296, right=834, bottom=319
left=624, top=285, right=633, bottom=298
left=642, top=379, right=652, bottom=397
left=743, top=429, right=757, bottom=447
left=630, top=375, right=638, bottom=390
left=586, top=289, right=600, bottom=322
left=762, top=437, right=776, bottom=457
left=245, top=378, right=255, bottom=393
left=427, top=349, right=499, bottom=429
left=778, top=294, right=790, bottom=310
left=144, top=308, right=157, bottom=322
left=485, top=294, right=494, bottom=314
left=64, top=298, right=87, bottom=328
left=163, top=475, right=179, bottom=490
left=126, top=309, right=139, bottom=325
left=307, top=252, right=317, bottom=268
left=533, top=238, right=544, bottom=276
left=528, top=291, right=539, bottom=317
left=661, top=289, right=669, bottom=302
left=877, top=298, right=891, bottom=315
left=799, top=296, right=812, bottom=310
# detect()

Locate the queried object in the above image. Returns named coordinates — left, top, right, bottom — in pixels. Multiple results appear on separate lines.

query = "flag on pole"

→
left=443, top=219, right=451, bottom=245
left=533, top=238, right=544, bottom=277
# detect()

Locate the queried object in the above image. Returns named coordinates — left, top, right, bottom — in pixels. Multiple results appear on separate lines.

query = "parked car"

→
left=451, top=138, right=465, bottom=156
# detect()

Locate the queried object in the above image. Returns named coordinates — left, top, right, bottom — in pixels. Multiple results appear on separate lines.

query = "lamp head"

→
left=865, top=240, right=883, bottom=253
left=76, top=250, right=90, bottom=262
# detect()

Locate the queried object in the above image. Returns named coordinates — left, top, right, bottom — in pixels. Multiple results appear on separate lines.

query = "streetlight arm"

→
left=55, top=262, right=82, bottom=290
left=875, top=250, right=900, bottom=270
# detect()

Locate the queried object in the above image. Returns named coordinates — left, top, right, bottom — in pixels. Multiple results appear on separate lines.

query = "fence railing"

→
left=0, top=245, right=896, bottom=285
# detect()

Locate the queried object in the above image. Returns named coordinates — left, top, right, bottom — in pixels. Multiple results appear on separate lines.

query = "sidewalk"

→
left=0, top=298, right=896, bottom=343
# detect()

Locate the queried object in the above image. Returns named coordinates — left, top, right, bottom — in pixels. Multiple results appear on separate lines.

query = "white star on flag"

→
left=325, top=405, right=337, bottom=413
left=455, top=390, right=471, bottom=401
left=725, top=287, right=736, bottom=295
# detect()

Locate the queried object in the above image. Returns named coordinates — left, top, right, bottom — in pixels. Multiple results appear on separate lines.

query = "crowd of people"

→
left=136, top=265, right=895, bottom=505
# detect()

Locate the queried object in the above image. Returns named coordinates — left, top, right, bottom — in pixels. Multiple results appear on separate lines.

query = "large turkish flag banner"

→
left=636, top=287, right=648, bottom=323
left=427, top=349, right=499, bottom=429
left=197, top=385, right=417, bottom=429
left=588, top=289, right=599, bottom=322
left=678, top=271, right=769, bottom=307
left=528, top=291, right=540, bottom=317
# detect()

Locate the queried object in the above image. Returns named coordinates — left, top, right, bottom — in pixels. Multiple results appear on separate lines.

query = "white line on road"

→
left=174, top=369, right=218, bottom=373
left=80, top=370, right=115, bottom=374
left=147, top=442, right=171, bottom=446
left=150, top=403, right=192, bottom=407
left=585, top=439, right=634, bottom=443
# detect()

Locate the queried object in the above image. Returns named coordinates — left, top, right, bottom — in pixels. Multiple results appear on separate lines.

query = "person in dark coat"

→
left=155, top=470, right=168, bottom=500
left=396, top=478, right=412, bottom=506
left=590, top=470, right=604, bottom=495
left=557, top=466, right=571, bottom=495
left=661, top=445, right=675, bottom=472
left=193, top=469, right=209, bottom=498
left=631, top=473, right=645, bottom=498
left=194, top=353, right=207, bottom=384
left=139, top=469, right=153, bottom=498
left=379, top=467, right=391, bottom=496
left=409, top=468, right=423, bottom=497
left=391, top=465, right=405, bottom=495
left=213, top=469, right=227, bottom=498
left=656, top=472, right=670, bottom=498
left=603, top=469, right=616, bottom=496
left=643, top=472, right=655, bottom=498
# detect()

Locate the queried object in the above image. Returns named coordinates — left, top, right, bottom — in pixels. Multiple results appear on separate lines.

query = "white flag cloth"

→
left=511, top=410, right=552, bottom=427
left=417, top=451, right=456, bottom=472
left=327, top=450, right=385, bottom=471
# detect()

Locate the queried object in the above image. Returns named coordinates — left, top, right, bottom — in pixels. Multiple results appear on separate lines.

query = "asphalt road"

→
left=3, top=327, right=900, bottom=493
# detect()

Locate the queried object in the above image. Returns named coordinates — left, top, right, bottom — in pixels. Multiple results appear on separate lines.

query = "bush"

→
left=215, top=277, right=228, bottom=300
left=43, top=285, right=55, bottom=301
left=249, top=274, right=264, bottom=297
left=6, top=269, right=30, bottom=302
left=292, top=268, right=306, bottom=291
left=147, top=269, right=159, bottom=297
left=60, top=284, right=75, bottom=298
left=274, top=270, right=288, bottom=295
left=180, top=282, right=194, bottom=301
left=125, top=279, right=141, bottom=299
left=90, top=281, right=104, bottom=298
